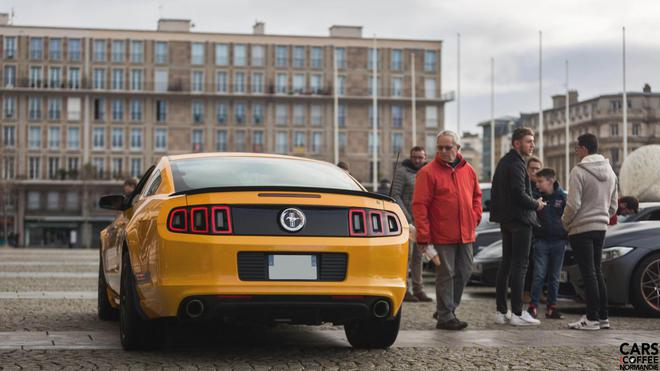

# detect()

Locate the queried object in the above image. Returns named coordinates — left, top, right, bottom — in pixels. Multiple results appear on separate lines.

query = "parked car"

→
left=98, top=153, right=409, bottom=350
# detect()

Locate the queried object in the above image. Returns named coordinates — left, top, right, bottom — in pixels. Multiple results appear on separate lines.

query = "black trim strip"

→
left=170, top=186, right=396, bottom=202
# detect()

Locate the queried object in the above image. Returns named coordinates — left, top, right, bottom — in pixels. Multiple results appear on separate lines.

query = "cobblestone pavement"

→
left=0, top=248, right=658, bottom=370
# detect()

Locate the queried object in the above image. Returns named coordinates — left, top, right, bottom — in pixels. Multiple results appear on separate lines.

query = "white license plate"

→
left=268, top=255, right=318, bottom=280
left=473, top=263, right=483, bottom=274
left=560, top=270, right=568, bottom=283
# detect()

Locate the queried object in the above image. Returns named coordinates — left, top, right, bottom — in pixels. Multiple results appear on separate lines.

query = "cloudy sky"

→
left=6, top=0, right=660, bottom=134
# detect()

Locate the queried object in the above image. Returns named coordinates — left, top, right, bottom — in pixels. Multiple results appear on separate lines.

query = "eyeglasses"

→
left=436, top=145, right=455, bottom=152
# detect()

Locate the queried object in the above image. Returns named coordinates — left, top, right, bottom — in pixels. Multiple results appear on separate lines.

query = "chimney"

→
left=329, top=25, right=362, bottom=38
left=643, top=83, right=652, bottom=94
left=253, top=21, right=265, bottom=35
left=552, top=95, right=566, bottom=109
left=568, top=90, right=578, bottom=104
left=0, top=13, right=9, bottom=26
left=157, top=19, right=192, bottom=32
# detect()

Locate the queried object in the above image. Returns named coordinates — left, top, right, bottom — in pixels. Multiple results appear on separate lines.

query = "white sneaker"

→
left=494, top=310, right=512, bottom=324
left=568, top=315, right=600, bottom=330
left=510, top=311, right=541, bottom=326
left=599, top=319, right=610, bottom=329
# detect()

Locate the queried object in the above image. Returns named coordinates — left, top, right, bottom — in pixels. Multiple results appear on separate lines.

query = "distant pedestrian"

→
left=123, top=178, right=138, bottom=197
left=391, top=146, right=431, bottom=302
left=412, top=130, right=482, bottom=330
left=563, top=133, right=618, bottom=330
left=337, top=161, right=350, bottom=173
left=528, top=168, right=567, bottom=320
left=490, top=127, right=545, bottom=326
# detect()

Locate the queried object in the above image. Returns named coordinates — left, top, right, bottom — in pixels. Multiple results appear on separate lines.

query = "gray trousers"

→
left=434, top=243, right=474, bottom=322
left=406, top=241, right=425, bottom=294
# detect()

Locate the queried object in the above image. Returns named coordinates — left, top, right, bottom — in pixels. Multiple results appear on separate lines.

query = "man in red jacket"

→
left=412, top=130, right=482, bottom=330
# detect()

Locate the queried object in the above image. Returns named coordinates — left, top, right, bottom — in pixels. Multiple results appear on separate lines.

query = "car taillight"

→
left=349, top=208, right=401, bottom=237
left=167, top=205, right=233, bottom=235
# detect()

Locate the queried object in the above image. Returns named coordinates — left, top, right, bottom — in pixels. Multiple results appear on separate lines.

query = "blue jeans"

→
left=530, top=239, right=566, bottom=307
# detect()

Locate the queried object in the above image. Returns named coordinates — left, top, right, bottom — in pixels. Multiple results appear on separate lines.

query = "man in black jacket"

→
left=490, top=127, right=546, bottom=326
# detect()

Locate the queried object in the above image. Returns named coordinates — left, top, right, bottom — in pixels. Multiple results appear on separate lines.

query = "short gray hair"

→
left=436, top=130, right=461, bottom=146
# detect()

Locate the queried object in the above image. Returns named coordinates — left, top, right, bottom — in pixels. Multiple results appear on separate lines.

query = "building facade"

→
left=478, top=116, right=522, bottom=181
left=459, top=131, right=482, bottom=181
left=0, top=17, right=449, bottom=247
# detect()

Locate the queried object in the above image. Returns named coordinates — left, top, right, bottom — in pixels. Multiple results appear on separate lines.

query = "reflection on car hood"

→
left=605, top=221, right=660, bottom=249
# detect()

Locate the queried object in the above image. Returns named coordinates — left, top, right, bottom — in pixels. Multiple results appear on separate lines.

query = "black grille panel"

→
left=237, top=252, right=347, bottom=281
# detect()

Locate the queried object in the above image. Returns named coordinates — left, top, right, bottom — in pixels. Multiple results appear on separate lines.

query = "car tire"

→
left=344, top=307, right=401, bottom=349
left=119, top=250, right=163, bottom=350
left=631, top=252, right=660, bottom=317
left=98, top=252, right=119, bottom=321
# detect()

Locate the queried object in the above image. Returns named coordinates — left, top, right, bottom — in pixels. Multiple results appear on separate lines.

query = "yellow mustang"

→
left=98, top=153, right=408, bottom=350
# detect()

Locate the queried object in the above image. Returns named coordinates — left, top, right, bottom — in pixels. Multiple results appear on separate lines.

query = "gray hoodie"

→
left=391, top=159, right=421, bottom=223
left=561, top=154, right=618, bottom=236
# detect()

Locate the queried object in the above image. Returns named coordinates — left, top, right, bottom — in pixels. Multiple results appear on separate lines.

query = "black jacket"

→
left=490, top=149, right=540, bottom=226
left=534, top=181, right=568, bottom=240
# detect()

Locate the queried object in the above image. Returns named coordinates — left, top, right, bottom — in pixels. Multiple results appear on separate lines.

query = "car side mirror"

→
left=99, top=194, right=128, bottom=211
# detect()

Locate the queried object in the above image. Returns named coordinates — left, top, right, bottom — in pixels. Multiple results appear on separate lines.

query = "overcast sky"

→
left=6, top=0, right=660, bottom=135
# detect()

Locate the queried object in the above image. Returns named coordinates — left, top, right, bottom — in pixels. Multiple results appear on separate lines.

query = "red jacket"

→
left=412, top=153, right=483, bottom=245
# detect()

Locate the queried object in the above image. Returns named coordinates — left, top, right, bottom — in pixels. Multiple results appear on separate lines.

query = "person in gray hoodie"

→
left=391, top=146, right=432, bottom=302
left=561, top=133, right=618, bottom=330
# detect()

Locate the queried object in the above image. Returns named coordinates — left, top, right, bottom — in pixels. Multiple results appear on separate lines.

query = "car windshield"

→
left=170, top=156, right=363, bottom=192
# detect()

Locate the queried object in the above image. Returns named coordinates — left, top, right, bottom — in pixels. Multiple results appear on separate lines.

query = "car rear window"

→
left=170, top=156, right=363, bottom=192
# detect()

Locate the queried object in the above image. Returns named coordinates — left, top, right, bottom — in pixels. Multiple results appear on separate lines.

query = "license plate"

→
left=268, top=254, right=318, bottom=280
left=473, top=263, right=483, bottom=274
left=560, top=270, right=568, bottom=283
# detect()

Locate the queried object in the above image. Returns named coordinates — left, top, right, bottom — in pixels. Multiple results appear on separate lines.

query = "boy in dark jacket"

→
left=528, top=168, right=567, bottom=319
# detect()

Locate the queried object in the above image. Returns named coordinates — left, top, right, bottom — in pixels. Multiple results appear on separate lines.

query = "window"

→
left=338, top=104, right=346, bottom=127
left=67, top=127, right=80, bottom=149
left=424, top=50, right=436, bottom=72
left=130, top=40, right=144, bottom=63
left=192, top=129, right=204, bottom=152
left=28, top=158, right=41, bottom=179
left=251, top=72, right=264, bottom=93
left=276, top=46, right=288, bottom=67
left=337, top=75, right=346, bottom=96
left=391, top=77, right=403, bottom=97
left=68, top=67, right=80, bottom=89
left=235, top=102, right=246, bottom=124
left=29, top=66, right=43, bottom=87
left=234, top=72, right=245, bottom=93
left=215, top=44, right=229, bottom=65
left=425, top=134, right=436, bottom=155
left=276, top=73, right=288, bottom=93
left=4, top=36, right=17, bottom=59
left=48, top=67, right=61, bottom=88
left=3, top=96, right=16, bottom=119
left=632, top=123, right=641, bottom=136
left=311, top=104, right=322, bottom=126
left=368, top=48, right=381, bottom=70
left=27, top=191, right=41, bottom=209
left=156, top=100, right=167, bottom=122
left=335, top=47, right=346, bottom=68
left=368, top=76, right=381, bottom=96
left=276, top=131, right=288, bottom=154
left=67, top=38, right=81, bottom=61
left=252, top=130, right=264, bottom=152
left=233, top=44, right=246, bottom=66
left=92, top=158, right=105, bottom=178
left=111, top=68, right=124, bottom=90
left=130, top=128, right=142, bottom=150
left=92, top=128, right=105, bottom=149
left=611, top=148, right=620, bottom=164
left=368, top=132, right=379, bottom=155
left=392, top=133, right=403, bottom=153
left=311, top=132, right=323, bottom=154
left=130, top=99, right=143, bottom=121
left=192, top=101, right=204, bottom=123
left=28, top=127, right=41, bottom=148
left=251, top=45, right=264, bottom=66
left=293, top=74, right=305, bottom=94
left=93, top=68, right=106, bottom=89
left=111, top=40, right=125, bottom=62
left=2, top=156, right=15, bottom=179
left=67, top=157, right=79, bottom=173
left=216, top=71, right=228, bottom=93
left=192, top=71, right=204, bottom=92
left=391, top=105, right=403, bottom=128
left=30, top=37, right=43, bottom=60
left=111, top=99, right=124, bottom=121
left=310, top=74, right=322, bottom=94
left=48, top=159, right=60, bottom=179
left=425, top=106, right=437, bottom=128
left=216, top=102, right=228, bottom=124
left=154, top=69, right=168, bottom=92
left=130, top=69, right=143, bottom=90
left=28, top=97, right=42, bottom=120
left=4, top=65, right=16, bottom=87
left=93, top=98, right=105, bottom=120
left=3, top=126, right=15, bottom=147
left=252, top=102, right=264, bottom=125
left=47, top=191, right=59, bottom=207
left=154, top=41, right=168, bottom=64
left=276, top=104, right=288, bottom=125
left=154, top=128, right=167, bottom=151
left=111, top=128, right=123, bottom=150
left=65, top=192, right=79, bottom=210
left=216, top=130, right=228, bottom=151
left=293, top=46, right=305, bottom=68
left=93, top=39, right=106, bottom=62
left=130, top=158, right=142, bottom=178
left=293, top=104, right=305, bottom=126
left=293, top=131, right=306, bottom=149
left=234, top=130, right=246, bottom=151
left=311, top=47, right=323, bottom=69
left=424, top=78, right=436, bottom=98
left=391, top=49, right=402, bottom=70
left=48, top=98, right=61, bottom=120
left=338, top=132, right=347, bottom=153
left=368, top=106, right=381, bottom=127
left=67, top=97, right=81, bottom=121
left=610, top=123, right=619, bottom=136
left=191, top=43, right=205, bottom=65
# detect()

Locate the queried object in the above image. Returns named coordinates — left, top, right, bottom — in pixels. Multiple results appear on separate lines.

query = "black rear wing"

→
left=170, top=186, right=396, bottom=203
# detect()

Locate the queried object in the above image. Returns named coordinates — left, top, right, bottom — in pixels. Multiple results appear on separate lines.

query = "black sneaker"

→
left=436, top=318, right=468, bottom=331
left=545, top=307, right=563, bottom=319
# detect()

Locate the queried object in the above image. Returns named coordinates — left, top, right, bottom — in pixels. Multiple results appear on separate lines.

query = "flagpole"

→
left=539, top=30, right=544, bottom=164
left=565, top=60, right=570, bottom=186
left=411, top=52, right=416, bottom=147
left=623, top=26, right=628, bottom=163
left=490, top=57, right=495, bottom=180
left=457, top=33, right=461, bottom=135
left=372, top=35, right=378, bottom=192
left=333, top=46, right=339, bottom=165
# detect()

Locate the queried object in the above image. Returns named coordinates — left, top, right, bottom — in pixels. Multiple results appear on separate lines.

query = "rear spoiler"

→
left=170, top=186, right=396, bottom=202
